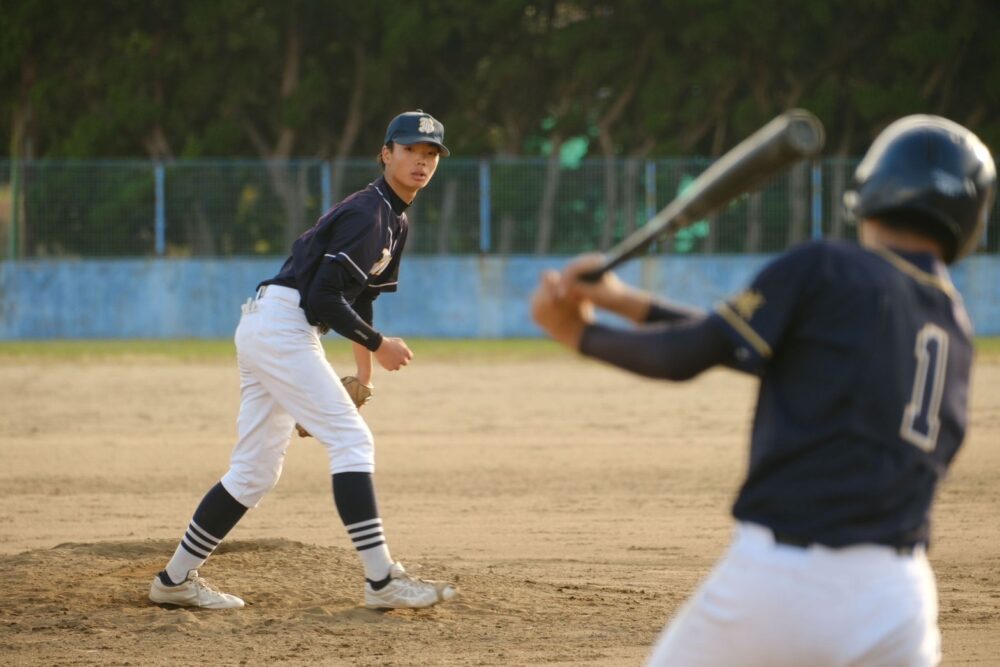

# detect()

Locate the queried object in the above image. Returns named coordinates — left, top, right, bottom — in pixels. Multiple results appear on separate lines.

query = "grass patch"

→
left=0, top=338, right=568, bottom=363
left=976, top=337, right=1000, bottom=361
left=1, top=337, right=996, bottom=364
left=0, top=339, right=237, bottom=362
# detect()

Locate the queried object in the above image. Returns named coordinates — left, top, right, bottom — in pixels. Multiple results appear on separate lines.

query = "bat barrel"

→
left=783, top=109, right=826, bottom=156
left=580, top=108, right=826, bottom=282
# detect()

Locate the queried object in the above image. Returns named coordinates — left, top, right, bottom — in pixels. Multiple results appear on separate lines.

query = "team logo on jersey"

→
left=418, top=116, right=436, bottom=134
left=370, top=248, right=393, bottom=276
left=730, top=289, right=766, bottom=320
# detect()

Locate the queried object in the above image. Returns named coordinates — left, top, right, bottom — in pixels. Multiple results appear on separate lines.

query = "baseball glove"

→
left=294, top=376, right=373, bottom=438
left=340, top=375, right=374, bottom=409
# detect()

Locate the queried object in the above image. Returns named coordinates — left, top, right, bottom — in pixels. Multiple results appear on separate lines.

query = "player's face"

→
left=382, top=142, right=441, bottom=201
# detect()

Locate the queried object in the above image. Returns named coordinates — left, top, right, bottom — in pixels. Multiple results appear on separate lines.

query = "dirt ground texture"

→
left=0, top=347, right=998, bottom=666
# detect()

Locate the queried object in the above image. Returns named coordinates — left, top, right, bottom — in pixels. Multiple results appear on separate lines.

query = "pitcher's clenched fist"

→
left=375, top=336, right=413, bottom=371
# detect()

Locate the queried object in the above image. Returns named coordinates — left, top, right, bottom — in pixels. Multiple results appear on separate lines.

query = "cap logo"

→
left=418, top=116, right=435, bottom=134
left=931, top=169, right=968, bottom=197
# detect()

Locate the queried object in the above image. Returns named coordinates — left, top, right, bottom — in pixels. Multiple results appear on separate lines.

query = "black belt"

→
left=771, top=531, right=919, bottom=556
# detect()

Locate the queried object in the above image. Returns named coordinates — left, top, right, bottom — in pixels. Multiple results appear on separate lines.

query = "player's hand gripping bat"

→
left=580, top=109, right=825, bottom=281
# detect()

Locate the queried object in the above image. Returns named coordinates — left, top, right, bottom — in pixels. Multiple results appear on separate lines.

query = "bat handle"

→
left=577, top=256, right=624, bottom=282
left=577, top=266, right=606, bottom=283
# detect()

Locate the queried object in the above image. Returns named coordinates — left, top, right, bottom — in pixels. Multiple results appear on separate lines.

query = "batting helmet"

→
left=843, top=115, right=996, bottom=263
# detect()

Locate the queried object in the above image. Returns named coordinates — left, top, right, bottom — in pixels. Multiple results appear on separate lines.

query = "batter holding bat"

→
left=532, top=115, right=995, bottom=666
left=149, top=110, right=457, bottom=610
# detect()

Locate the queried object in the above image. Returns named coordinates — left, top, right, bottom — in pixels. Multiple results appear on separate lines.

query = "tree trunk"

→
left=830, top=109, right=855, bottom=240
left=599, top=153, right=617, bottom=250
left=437, top=179, right=458, bottom=253
left=143, top=124, right=174, bottom=161
left=143, top=49, right=174, bottom=161
left=746, top=192, right=762, bottom=252
left=260, top=161, right=308, bottom=248
left=594, top=42, right=649, bottom=249
left=187, top=201, right=217, bottom=256
left=623, top=158, right=638, bottom=235
left=9, top=56, right=36, bottom=259
left=331, top=41, right=367, bottom=202
left=830, top=160, right=848, bottom=240
left=241, top=15, right=306, bottom=246
left=705, top=214, right=718, bottom=254
left=786, top=162, right=808, bottom=247
left=680, top=79, right=738, bottom=154
left=499, top=214, right=515, bottom=255
left=534, top=135, right=564, bottom=254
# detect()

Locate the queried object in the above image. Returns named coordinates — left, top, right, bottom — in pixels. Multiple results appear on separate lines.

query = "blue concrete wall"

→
left=1, top=255, right=998, bottom=339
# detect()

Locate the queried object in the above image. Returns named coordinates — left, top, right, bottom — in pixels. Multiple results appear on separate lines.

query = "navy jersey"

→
left=711, top=240, right=973, bottom=548
left=261, top=176, right=409, bottom=307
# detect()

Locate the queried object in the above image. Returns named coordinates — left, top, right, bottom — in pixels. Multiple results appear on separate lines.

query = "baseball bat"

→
left=580, top=108, right=825, bottom=281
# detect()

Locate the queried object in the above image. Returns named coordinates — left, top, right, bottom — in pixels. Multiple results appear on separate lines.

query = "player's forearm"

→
left=306, top=260, right=384, bottom=350
left=602, top=286, right=655, bottom=323
left=352, top=342, right=373, bottom=384
left=590, top=290, right=702, bottom=325
left=350, top=292, right=377, bottom=382
left=579, top=316, right=734, bottom=380
left=567, top=277, right=651, bottom=324
left=644, top=299, right=706, bottom=324
left=307, top=285, right=383, bottom=351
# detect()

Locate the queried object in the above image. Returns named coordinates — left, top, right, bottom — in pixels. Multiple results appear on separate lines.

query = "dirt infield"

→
left=1, top=346, right=998, bottom=665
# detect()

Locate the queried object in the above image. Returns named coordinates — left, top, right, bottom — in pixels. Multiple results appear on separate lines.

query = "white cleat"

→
left=149, top=570, right=245, bottom=609
left=364, top=562, right=457, bottom=609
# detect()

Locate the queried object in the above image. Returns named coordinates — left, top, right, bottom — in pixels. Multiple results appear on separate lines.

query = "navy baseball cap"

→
left=384, top=110, right=450, bottom=156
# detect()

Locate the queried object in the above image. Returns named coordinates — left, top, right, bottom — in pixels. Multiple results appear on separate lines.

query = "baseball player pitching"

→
left=532, top=115, right=995, bottom=666
left=149, top=110, right=457, bottom=610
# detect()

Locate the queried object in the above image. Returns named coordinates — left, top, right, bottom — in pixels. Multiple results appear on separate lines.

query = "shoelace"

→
left=189, top=572, right=222, bottom=594
left=394, top=573, right=438, bottom=596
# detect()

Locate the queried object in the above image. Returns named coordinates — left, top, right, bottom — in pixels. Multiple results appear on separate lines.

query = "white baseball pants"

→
left=221, top=285, right=374, bottom=508
left=646, top=522, right=940, bottom=667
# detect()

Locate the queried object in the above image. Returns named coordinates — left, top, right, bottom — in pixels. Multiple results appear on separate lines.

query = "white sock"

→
left=345, top=518, right=394, bottom=581
left=164, top=520, right=222, bottom=584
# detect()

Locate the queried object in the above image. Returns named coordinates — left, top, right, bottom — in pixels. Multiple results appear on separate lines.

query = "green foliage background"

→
left=2, top=1, right=998, bottom=259
left=3, top=0, right=998, bottom=160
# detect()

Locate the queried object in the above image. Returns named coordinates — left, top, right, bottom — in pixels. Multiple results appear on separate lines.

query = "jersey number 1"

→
left=900, top=324, right=949, bottom=452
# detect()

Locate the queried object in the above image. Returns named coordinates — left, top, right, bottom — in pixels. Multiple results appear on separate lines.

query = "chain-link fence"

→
left=2, top=158, right=998, bottom=259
